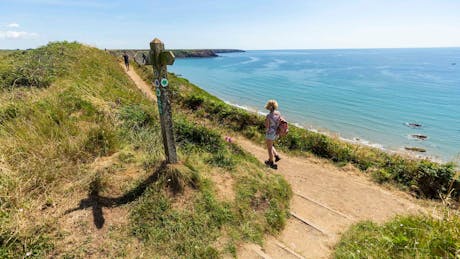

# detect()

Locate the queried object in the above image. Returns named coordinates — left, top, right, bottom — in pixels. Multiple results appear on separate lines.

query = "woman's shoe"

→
left=265, top=160, right=278, bottom=169
left=275, top=155, right=281, bottom=162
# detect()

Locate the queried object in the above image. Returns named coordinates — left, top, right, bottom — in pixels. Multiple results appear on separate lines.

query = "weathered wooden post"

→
left=149, top=38, right=178, bottom=164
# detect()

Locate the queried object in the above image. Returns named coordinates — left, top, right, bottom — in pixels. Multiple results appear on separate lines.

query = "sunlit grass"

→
left=334, top=212, right=460, bottom=258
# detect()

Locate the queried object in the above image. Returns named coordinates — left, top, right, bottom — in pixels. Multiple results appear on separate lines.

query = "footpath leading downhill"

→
left=122, top=65, right=425, bottom=259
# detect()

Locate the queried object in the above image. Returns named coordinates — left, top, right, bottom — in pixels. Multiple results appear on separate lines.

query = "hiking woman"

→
left=265, top=100, right=281, bottom=169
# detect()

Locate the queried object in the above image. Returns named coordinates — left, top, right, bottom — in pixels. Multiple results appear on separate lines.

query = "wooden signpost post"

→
left=149, top=38, right=178, bottom=164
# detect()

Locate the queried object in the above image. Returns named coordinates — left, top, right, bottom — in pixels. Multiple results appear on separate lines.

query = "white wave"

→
left=224, top=101, right=262, bottom=114
left=223, top=56, right=260, bottom=68
left=264, top=59, right=287, bottom=69
left=340, top=137, right=385, bottom=149
left=240, top=57, right=260, bottom=64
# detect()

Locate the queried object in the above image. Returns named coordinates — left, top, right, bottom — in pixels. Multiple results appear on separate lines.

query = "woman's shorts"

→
left=265, top=132, right=277, bottom=141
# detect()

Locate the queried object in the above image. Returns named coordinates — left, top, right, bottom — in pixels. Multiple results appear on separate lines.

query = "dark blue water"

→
left=170, top=48, right=460, bottom=162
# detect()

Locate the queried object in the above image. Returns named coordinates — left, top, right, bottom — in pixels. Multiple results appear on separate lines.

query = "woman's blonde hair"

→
left=265, top=100, right=278, bottom=111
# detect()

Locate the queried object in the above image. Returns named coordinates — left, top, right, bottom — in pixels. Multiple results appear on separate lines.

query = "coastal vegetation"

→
left=0, top=42, right=290, bottom=258
left=334, top=211, right=460, bottom=258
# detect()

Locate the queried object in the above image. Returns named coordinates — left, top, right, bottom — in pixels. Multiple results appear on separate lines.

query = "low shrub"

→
left=334, top=214, right=460, bottom=258
left=174, top=116, right=224, bottom=153
left=415, top=161, right=457, bottom=198
left=371, top=168, right=392, bottom=184
left=184, top=94, right=205, bottom=110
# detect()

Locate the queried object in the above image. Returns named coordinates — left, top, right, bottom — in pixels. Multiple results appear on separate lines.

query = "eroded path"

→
left=234, top=138, right=423, bottom=258
left=124, top=66, right=425, bottom=259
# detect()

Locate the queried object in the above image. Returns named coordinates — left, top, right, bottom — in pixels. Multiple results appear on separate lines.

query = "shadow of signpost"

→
left=65, top=161, right=167, bottom=229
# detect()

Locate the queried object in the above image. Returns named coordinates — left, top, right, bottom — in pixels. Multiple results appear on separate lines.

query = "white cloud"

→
left=7, top=23, right=20, bottom=28
left=7, top=0, right=120, bottom=8
left=0, top=31, right=39, bottom=39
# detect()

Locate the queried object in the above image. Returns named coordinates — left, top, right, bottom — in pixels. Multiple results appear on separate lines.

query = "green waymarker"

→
left=161, top=78, right=169, bottom=87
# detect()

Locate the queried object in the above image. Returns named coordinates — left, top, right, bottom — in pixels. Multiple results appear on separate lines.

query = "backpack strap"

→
left=268, top=112, right=280, bottom=127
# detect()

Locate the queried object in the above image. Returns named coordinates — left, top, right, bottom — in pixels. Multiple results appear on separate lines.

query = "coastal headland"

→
left=109, top=48, right=244, bottom=64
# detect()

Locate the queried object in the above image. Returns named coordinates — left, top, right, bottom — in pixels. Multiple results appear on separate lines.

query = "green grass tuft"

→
left=334, top=213, right=460, bottom=258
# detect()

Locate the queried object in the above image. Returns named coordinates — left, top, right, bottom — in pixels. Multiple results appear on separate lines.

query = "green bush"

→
left=371, top=169, right=392, bottom=184
left=334, top=214, right=460, bottom=258
left=184, top=94, right=205, bottom=110
left=174, top=116, right=224, bottom=153
left=415, top=161, right=456, bottom=198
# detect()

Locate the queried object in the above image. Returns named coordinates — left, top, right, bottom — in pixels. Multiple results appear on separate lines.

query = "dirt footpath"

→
left=234, top=138, right=423, bottom=258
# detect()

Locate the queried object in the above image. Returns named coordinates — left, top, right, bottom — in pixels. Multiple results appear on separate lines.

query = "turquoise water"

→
left=169, top=49, right=460, bottom=162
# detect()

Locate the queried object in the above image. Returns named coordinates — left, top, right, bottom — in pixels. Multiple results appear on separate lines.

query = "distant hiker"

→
left=142, top=53, right=148, bottom=64
left=122, top=52, right=130, bottom=71
left=265, top=99, right=282, bottom=169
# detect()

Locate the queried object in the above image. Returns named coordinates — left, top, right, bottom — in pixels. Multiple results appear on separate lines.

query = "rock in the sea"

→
left=406, top=122, right=422, bottom=128
left=411, top=134, right=428, bottom=140
left=405, top=147, right=426, bottom=152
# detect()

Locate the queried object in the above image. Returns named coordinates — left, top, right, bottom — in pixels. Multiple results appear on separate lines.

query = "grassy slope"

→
left=133, top=62, right=460, bottom=258
left=0, top=42, right=291, bottom=258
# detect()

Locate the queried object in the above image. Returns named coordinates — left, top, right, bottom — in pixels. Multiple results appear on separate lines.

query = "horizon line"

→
left=2, top=43, right=460, bottom=51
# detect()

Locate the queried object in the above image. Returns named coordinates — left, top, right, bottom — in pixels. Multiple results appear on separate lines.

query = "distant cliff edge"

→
left=110, top=49, right=245, bottom=64
left=171, top=49, right=245, bottom=58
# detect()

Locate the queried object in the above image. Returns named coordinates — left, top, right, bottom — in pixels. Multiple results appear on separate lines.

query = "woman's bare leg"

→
left=266, top=139, right=274, bottom=162
left=272, top=146, right=278, bottom=158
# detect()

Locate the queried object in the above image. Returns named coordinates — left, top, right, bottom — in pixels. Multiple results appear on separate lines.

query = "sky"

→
left=1, top=0, right=460, bottom=50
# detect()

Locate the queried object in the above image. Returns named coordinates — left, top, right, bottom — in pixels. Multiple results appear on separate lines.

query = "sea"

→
left=169, top=48, right=460, bottom=162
